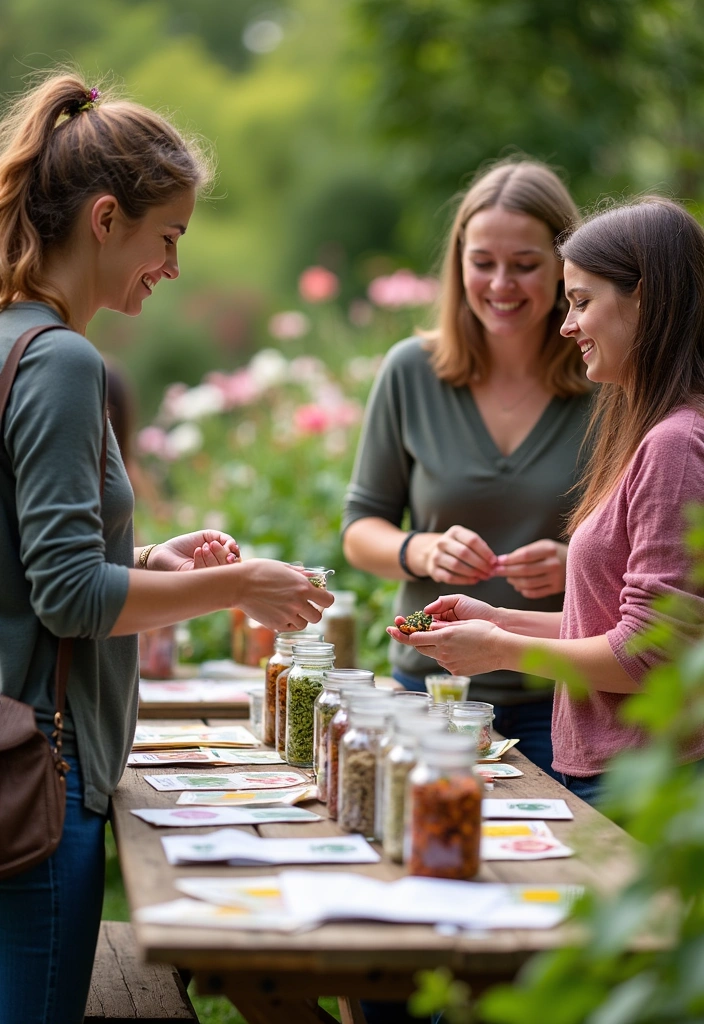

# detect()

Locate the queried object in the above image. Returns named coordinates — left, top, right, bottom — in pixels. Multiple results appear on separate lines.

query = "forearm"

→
left=343, top=518, right=439, bottom=581
left=495, top=607, right=564, bottom=638
left=110, top=565, right=238, bottom=635
left=495, top=629, right=639, bottom=694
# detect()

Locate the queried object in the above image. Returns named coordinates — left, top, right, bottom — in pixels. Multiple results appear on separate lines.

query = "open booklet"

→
left=135, top=871, right=583, bottom=933
left=161, top=829, right=380, bottom=866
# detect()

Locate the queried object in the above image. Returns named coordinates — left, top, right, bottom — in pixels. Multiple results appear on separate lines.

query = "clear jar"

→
left=249, top=684, right=264, bottom=741
left=382, top=715, right=446, bottom=862
left=392, top=691, right=432, bottom=710
left=264, top=630, right=321, bottom=748
left=320, top=591, right=358, bottom=668
left=427, top=702, right=451, bottom=719
left=424, top=674, right=471, bottom=703
left=314, top=670, right=374, bottom=799
left=327, top=688, right=389, bottom=820
left=406, top=733, right=483, bottom=879
left=339, top=705, right=388, bottom=838
left=447, top=701, right=495, bottom=758
left=285, top=642, right=335, bottom=766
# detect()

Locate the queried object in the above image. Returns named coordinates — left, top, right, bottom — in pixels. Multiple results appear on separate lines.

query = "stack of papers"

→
left=145, top=771, right=309, bottom=792
left=161, top=829, right=380, bottom=866
left=128, top=748, right=283, bottom=767
left=478, top=739, right=520, bottom=762
left=132, top=724, right=260, bottom=749
left=131, top=806, right=321, bottom=827
left=481, top=821, right=573, bottom=860
left=135, top=871, right=582, bottom=933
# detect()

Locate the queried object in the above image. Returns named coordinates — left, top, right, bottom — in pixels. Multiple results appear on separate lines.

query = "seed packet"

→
left=176, top=786, right=318, bottom=807
left=144, top=770, right=310, bottom=792
left=130, top=806, right=321, bottom=827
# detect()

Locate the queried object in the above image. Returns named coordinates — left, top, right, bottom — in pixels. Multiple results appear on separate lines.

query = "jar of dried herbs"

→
left=447, top=701, right=495, bottom=758
left=381, top=714, right=446, bottom=863
left=314, top=670, right=374, bottom=800
left=407, top=733, right=483, bottom=880
left=338, top=704, right=390, bottom=839
left=265, top=630, right=322, bottom=749
left=285, top=642, right=335, bottom=767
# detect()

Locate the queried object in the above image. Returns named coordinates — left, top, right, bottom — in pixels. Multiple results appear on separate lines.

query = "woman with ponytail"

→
left=0, top=73, right=332, bottom=1024
left=389, top=197, right=704, bottom=805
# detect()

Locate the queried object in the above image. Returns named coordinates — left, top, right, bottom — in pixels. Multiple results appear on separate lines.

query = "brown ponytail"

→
left=0, top=72, right=212, bottom=320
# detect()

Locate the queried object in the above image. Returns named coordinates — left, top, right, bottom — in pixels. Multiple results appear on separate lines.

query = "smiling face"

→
left=99, top=188, right=196, bottom=316
left=460, top=207, right=563, bottom=345
left=561, top=261, right=641, bottom=384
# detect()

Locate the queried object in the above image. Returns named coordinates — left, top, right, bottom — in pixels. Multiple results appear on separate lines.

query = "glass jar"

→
left=339, top=705, right=388, bottom=838
left=406, top=733, right=483, bottom=879
left=139, top=624, right=176, bottom=679
left=249, top=684, right=264, bottom=741
left=327, top=688, right=389, bottom=820
left=314, top=670, right=374, bottom=799
left=447, top=701, right=495, bottom=758
left=285, top=642, right=335, bottom=766
left=392, top=691, right=432, bottom=709
left=424, top=674, right=471, bottom=703
left=427, top=702, right=451, bottom=718
left=320, top=591, right=357, bottom=668
left=381, top=715, right=446, bottom=862
left=264, top=630, right=321, bottom=748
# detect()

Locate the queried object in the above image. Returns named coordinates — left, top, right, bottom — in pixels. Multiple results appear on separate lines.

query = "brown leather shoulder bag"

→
left=0, top=324, right=106, bottom=879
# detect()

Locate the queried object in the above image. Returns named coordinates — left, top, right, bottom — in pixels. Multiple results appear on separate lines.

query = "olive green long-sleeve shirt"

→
left=0, top=302, right=136, bottom=814
left=342, top=337, right=592, bottom=704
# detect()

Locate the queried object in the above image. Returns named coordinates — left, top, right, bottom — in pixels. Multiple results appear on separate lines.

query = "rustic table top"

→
left=112, top=717, right=639, bottom=985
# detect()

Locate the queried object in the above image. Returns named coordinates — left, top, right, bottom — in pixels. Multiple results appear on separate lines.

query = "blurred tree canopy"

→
left=2, top=0, right=704, bottom=410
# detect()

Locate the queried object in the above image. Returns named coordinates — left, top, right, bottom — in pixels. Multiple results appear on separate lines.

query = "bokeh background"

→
left=5, top=0, right=704, bottom=671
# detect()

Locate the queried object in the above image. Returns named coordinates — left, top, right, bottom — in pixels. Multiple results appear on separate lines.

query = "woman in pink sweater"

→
left=389, top=197, right=704, bottom=803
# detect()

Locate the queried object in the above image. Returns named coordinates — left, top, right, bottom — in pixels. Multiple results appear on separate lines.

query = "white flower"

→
left=168, top=384, right=225, bottom=421
left=249, top=348, right=289, bottom=389
left=165, top=423, right=203, bottom=458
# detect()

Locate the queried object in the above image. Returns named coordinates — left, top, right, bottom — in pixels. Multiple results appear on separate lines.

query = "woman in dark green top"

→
left=0, top=73, right=332, bottom=1024
left=343, top=159, right=592, bottom=780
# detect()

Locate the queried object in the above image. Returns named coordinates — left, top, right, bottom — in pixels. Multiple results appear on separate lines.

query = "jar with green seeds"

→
left=314, top=669, right=374, bottom=799
left=285, top=642, right=335, bottom=767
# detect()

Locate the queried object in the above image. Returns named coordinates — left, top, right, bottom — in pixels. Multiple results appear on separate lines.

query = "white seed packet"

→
left=161, top=829, right=380, bottom=867
left=482, top=798, right=573, bottom=820
left=175, top=786, right=318, bottom=807
left=130, top=806, right=322, bottom=827
left=144, top=770, right=310, bottom=792
left=481, top=820, right=573, bottom=860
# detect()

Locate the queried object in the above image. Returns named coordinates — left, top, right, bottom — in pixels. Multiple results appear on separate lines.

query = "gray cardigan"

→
left=343, top=337, right=592, bottom=704
left=0, top=302, right=136, bottom=815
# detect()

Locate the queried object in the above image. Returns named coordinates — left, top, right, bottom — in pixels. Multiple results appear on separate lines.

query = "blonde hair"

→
left=0, top=72, right=212, bottom=321
left=425, top=157, right=589, bottom=396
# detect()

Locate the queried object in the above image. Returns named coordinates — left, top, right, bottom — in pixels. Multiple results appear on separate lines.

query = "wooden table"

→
left=111, top=723, right=639, bottom=1024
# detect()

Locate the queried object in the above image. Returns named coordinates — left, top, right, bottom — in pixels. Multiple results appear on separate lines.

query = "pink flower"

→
left=268, top=311, right=310, bottom=340
left=137, top=426, right=169, bottom=458
left=294, top=404, right=331, bottom=434
left=206, top=370, right=261, bottom=408
left=298, top=266, right=339, bottom=303
left=367, top=269, right=439, bottom=309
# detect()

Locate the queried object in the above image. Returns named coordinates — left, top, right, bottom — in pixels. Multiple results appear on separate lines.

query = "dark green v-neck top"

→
left=342, top=337, right=592, bottom=704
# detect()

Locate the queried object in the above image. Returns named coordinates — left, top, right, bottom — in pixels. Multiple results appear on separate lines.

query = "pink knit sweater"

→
left=552, top=407, right=704, bottom=776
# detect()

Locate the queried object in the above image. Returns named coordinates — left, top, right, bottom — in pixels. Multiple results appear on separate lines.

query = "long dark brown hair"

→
left=0, top=71, right=212, bottom=321
left=425, top=157, right=589, bottom=396
left=560, top=197, right=704, bottom=533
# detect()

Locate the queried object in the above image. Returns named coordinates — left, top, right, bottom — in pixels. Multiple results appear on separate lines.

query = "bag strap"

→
left=0, top=324, right=108, bottom=745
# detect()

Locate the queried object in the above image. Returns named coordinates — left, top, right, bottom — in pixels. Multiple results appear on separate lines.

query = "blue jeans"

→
left=560, top=773, right=603, bottom=807
left=392, top=668, right=558, bottom=780
left=0, top=755, right=107, bottom=1024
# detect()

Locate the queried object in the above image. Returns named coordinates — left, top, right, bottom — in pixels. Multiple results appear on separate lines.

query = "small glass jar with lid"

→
left=327, top=689, right=391, bottom=820
left=427, top=702, right=451, bottom=719
left=314, top=669, right=374, bottom=798
left=338, top=704, right=389, bottom=838
left=406, top=733, right=483, bottom=879
left=381, top=714, right=446, bottom=862
left=447, top=701, right=495, bottom=758
left=285, top=642, right=335, bottom=767
left=264, top=630, right=320, bottom=747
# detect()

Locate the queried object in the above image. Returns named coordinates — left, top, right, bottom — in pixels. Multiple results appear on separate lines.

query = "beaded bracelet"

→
left=138, top=543, right=157, bottom=569
left=398, top=530, right=429, bottom=580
